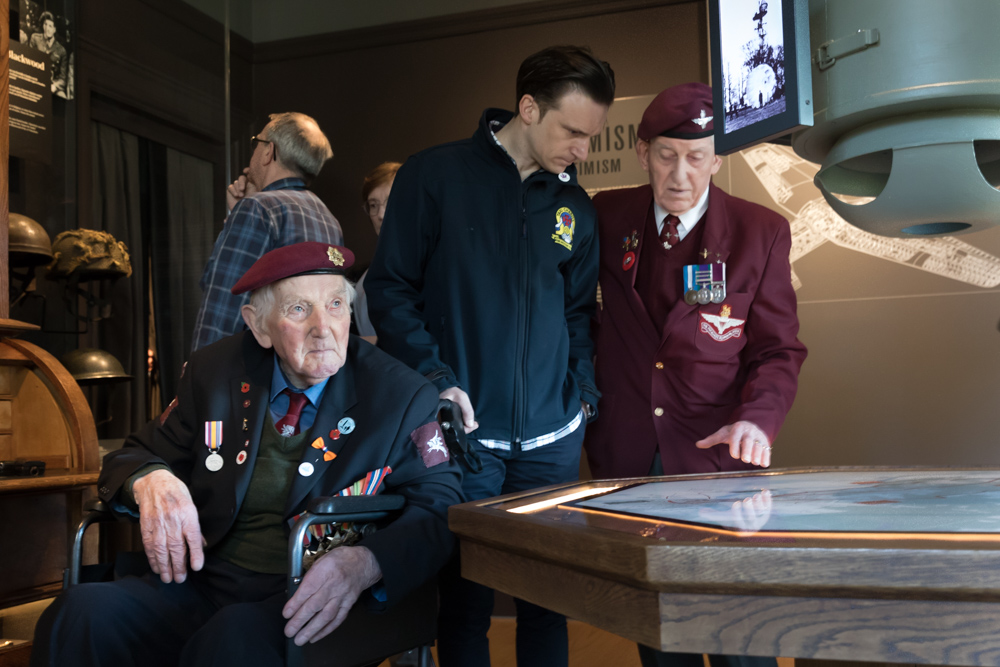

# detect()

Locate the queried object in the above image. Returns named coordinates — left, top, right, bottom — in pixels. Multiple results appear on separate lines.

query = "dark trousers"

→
left=436, top=425, right=585, bottom=667
left=638, top=453, right=777, bottom=667
left=31, top=555, right=287, bottom=667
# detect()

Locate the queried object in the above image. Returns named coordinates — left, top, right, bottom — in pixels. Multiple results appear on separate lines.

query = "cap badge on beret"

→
left=327, top=246, right=345, bottom=266
left=692, top=109, right=713, bottom=130
left=230, top=241, right=355, bottom=295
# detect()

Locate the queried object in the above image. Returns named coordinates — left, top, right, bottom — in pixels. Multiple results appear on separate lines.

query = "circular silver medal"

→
left=684, top=290, right=699, bottom=306
left=205, top=453, right=224, bottom=472
left=696, top=287, right=711, bottom=305
left=298, top=462, right=315, bottom=477
left=710, top=284, right=726, bottom=304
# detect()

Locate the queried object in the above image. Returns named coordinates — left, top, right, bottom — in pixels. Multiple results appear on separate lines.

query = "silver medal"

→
left=710, top=284, right=726, bottom=304
left=205, top=453, right=224, bottom=472
left=696, top=287, right=711, bottom=305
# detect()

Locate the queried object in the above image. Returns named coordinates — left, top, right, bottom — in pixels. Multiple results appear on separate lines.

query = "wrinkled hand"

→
left=225, top=168, right=258, bottom=211
left=439, top=387, right=478, bottom=433
left=695, top=420, right=772, bottom=467
left=132, top=469, right=205, bottom=584
left=283, top=546, right=382, bottom=646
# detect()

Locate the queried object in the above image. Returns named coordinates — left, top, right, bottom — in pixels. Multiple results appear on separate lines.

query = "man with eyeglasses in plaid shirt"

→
left=192, top=112, right=343, bottom=352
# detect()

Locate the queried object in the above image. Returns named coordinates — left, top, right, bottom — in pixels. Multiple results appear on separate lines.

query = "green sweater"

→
left=211, top=413, right=308, bottom=573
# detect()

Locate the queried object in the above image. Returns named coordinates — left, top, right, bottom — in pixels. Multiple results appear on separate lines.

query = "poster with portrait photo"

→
left=19, top=0, right=74, bottom=100
left=718, top=0, right=785, bottom=134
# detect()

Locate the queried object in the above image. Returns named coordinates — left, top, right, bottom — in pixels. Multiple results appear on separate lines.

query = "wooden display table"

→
left=451, top=467, right=1000, bottom=666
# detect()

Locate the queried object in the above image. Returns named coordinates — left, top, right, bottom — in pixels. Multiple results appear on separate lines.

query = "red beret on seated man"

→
left=585, top=79, right=808, bottom=667
left=31, top=242, right=465, bottom=667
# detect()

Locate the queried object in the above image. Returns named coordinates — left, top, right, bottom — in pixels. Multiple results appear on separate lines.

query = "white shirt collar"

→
left=654, top=185, right=711, bottom=242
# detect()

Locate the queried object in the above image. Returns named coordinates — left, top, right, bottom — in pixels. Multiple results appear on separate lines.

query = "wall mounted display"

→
left=708, top=0, right=811, bottom=154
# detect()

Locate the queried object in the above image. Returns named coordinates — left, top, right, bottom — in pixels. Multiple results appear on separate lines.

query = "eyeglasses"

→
left=362, top=199, right=389, bottom=218
left=251, top=135, right=272, bottom=151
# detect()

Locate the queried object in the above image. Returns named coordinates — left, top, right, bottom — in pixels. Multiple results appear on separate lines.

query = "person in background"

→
left=191, top=112, right=343, bottom=352
left=366, top=45, right=615, bottom=667
left=585, top=82, right=807, bottom=667
left=354, top=162, right=401, bottom=342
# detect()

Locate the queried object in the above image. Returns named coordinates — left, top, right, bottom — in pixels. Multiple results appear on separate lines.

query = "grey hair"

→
left=248, top=276, right=356, bottom=335
left=265, top=112, right=334, bottom=182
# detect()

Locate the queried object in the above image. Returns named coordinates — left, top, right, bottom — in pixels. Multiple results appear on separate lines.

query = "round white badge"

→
left=558, top=172, right=570, bottom=182
left=298, top=462, right=315, bottom=477
left=205, top=453, right=224, bottom=472
left=337, top=417, right=356, bottom=434
left=236, top=451, right=247, bottom=465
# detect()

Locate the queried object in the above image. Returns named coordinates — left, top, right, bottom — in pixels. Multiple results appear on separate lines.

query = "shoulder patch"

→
left=410, top=422, right=450, bottom=468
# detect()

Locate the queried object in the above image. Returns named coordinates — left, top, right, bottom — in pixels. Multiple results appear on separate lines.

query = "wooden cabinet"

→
left=0, top=337, right=98, bottom=609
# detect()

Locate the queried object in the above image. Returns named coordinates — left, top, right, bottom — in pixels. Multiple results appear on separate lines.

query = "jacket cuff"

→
left=424, top=368, right=458, bottom=394
left=580, top=386, right=601, bottom=423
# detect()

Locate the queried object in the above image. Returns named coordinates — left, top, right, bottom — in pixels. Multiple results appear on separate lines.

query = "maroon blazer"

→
left=586, top=183, right=807, bottom=478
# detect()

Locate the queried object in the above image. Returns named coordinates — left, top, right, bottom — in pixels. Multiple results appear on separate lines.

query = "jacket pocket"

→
left=693, top=293, right=751, bottom=358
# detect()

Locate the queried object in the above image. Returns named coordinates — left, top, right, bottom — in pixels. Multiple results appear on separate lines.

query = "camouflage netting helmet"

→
left=47, top=229, right=132, bottom=281
left=60, top=348, right=132, bottom=384
left=9, top=213, right=54, bottom=268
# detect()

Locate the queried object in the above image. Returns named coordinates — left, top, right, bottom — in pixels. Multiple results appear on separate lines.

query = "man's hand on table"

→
left=132, top=469, right=205, bottom=584
left=282, top=545, right=382, bottom=645
left=695, top=420, right=772, bottom=467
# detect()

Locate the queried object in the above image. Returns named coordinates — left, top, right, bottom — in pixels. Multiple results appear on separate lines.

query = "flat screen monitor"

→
left=708, top=0, right=813, bottom=155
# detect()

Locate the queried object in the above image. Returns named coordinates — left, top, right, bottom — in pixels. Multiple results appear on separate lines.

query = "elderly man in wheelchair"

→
left=32, top=242, right=466, bottom=667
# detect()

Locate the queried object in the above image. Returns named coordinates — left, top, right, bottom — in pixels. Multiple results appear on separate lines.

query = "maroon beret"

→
left=637, top=82, right=714, bottom=141
left=231, top=242, right=355, bottom=295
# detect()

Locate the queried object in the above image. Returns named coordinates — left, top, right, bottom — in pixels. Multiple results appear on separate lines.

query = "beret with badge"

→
left=637, top=82, right=715, bottom=141
left=231, top=242, right=355, bottom=295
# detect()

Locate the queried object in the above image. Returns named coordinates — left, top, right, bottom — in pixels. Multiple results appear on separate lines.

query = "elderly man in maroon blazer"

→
left=586, top=80, right=807, bottom=667
left=588, top=82, right=806, bottom=479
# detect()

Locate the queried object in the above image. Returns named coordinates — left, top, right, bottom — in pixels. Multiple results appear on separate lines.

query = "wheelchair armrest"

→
left=83, top=497, right=113, bottom=515
left=68, top=497, right=127, bottom=587
left=307, top=494, right=405, bottom=519
left=288, top=494, right=407, bottom=595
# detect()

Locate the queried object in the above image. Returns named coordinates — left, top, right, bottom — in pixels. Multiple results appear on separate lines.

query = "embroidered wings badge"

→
left=410, top=422, right=450, bottom=468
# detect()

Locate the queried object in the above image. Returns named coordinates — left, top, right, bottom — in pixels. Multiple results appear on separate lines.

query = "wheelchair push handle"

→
left=436, top=399, right=482, bottom=474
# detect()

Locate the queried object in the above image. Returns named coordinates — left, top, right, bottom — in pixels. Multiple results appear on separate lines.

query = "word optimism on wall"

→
left=577, top=94, right=655, bottom=193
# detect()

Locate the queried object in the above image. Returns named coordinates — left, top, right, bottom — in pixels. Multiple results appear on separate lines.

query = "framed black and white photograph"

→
left=709, top=0, right=812, bottom=154
left=19, top=0, right=74, bottom=100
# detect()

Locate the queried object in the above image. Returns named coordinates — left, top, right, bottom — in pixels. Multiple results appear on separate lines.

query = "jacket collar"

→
left=474, top=108, right=580, bottom=186
left=262, top=177, right=307, bottom=192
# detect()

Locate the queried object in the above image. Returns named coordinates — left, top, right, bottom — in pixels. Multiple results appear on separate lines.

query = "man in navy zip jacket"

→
left=366, top=46, right=615, bottom=667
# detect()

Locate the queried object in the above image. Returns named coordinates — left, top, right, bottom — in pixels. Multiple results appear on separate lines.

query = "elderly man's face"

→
left=637, top=135, right=722, bottom=216
left=247, top=120, right=276, bottom=190
left=248, top=274, right=351, bottom=388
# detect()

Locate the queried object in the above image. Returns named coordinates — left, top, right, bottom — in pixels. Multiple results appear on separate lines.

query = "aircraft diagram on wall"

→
left=738, top=144, right=1000, bottom=290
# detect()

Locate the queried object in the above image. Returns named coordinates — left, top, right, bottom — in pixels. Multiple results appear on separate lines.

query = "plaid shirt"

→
left=191, top=178, right=343, bottom=352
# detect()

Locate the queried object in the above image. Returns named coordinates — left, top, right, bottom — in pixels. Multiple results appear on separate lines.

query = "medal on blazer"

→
left=204, top=421, right=224, bottom=472
left=683, top=263, right=726, bottom=305
left=621, top=230, right=638, bottom=271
